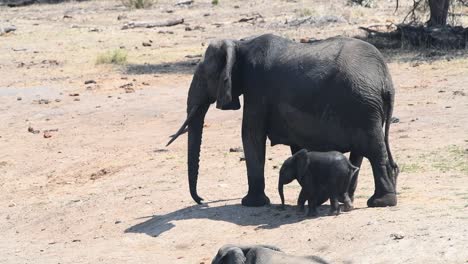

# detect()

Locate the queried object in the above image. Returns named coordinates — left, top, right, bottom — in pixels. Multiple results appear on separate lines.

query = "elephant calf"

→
left=211, top=244, right=328, bottom=264
left=278, top=149, right=359, bottom=216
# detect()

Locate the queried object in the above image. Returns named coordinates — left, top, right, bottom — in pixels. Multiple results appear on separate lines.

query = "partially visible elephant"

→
left=211, top=244, right=329, bottom=264
left=167, top=33, right=399, bottom=208
left=278, top=149, right=359, bottom=216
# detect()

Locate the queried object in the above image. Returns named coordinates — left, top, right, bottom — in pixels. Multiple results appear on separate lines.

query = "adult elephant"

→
left=167, top=34, right=399, bottom=208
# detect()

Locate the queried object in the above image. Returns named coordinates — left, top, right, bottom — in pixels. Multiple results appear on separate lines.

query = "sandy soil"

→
left=1, top=0, right=467, bottom=263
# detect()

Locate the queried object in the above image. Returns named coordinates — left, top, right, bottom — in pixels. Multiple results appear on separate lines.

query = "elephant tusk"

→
left=166, top=105, right=199, bottom=147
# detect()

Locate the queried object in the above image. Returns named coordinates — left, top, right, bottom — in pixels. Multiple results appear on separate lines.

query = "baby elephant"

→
left=278, top=149, right=359, bottom=216
left=211, top=244, right=329, bottom=264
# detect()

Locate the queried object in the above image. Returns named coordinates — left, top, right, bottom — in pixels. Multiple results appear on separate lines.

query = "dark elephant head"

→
left=278, top=149, right=309, bottom=205
left=167, top=40, right=242, bottom=204
left=211, top=245, right=282, bottom=264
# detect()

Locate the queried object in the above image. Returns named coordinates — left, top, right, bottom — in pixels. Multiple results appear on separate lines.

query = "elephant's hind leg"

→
left=366, top=130, right=397, bottom=207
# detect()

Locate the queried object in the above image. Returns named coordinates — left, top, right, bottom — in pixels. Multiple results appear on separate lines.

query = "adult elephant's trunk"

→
left=166, top=70, right=211, bottom=204
left=187, top=103, right=209, bottom=204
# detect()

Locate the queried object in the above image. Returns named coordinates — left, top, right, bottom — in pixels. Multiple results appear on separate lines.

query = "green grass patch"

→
left=96, top=49, right=128, bottom=65
left=211, top=0, right=219, bottom=5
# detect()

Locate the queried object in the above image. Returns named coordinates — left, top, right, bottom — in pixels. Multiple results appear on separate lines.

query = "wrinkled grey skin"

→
left=278, top=149, right=359, bottom=216
left=167, top=34, right=399, bottom=208
left=212, top=244, right=329, bottom=264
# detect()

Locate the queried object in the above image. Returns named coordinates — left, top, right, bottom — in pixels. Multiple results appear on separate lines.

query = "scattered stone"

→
left=154, top=148, right=169, bottom=153
left=238, top=13, right=263, bottom=23
left=240, top=156, right=246, bottom=161
left=89, top=28, right=101, bottom=32
left=273, top=165, right=278, bottom=169
left=175, top=0, right=193, bottom=6
left=117, top=14, right=127, bottom=20
left=119, top=83, right=133, bottom=89
left=453, top=90, right=466, bottom=96
left=63, top=14, right=73, bottom=19
left=158, top=30, right=174, bottom=34
left=74, top=98, right=80, bottom=101
left=55, top=99, right=61, bottom=103
left=115, top=220, right=122, bottom=224
left=38, top=99, right=50, bottom=104
left=72, top=239, right=81, bottom=243
left=229, top=147, right=243, bottom=153
left=69, top=93, right=80, bottom=97
left=203, top=13, right=210, bottom=17
left=28, top=126, right=40, bottom=134
left=142, top=42, right=152, bottom=47
left=84, top=80, right=96, bottom=85
left=125, top=87, right=135, bottom=93
left=390, top=232, right=405, bottom=240
left=17, top=97, right=22, bottom=101
left=8, top=203, right=15, bottom=207
left=185, top=54, right=202, bottom=59
left=0, top=25, right=17, bottom=36
left=390, top=117, right=400, bottom=123
left=438, top=90, right=445, bottom=93
left=43, top=131, right=52, bottom=138
left=90, top=168, right=110, bottom=180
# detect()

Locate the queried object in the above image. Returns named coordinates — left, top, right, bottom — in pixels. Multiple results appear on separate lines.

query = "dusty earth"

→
left=1, top=0, right=467, bottom=263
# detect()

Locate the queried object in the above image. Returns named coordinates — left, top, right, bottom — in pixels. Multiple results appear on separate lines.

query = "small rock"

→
left=43, top=131, right=52, bottom=138
left=117, top=14, right=127, bottom=20
left=55, top=99, right=61, bottom=103
left=240, top=156, right=246, bottom=161
left=154, top=148, right=169, bottom=153
left=69, top=93, right=79, bottom=97
left=74, top=98, right=80, bottom=101
left=28, top=126, right=40, bottom=134
left=203, top=13, right=210, bottom=17
left=273, top=165, right=278, bottom=169
left=89, top=28, right=100, bottom=32
left=390, top=232, right=405, bottom=240
left=142, top=82, right=150, bottom=86
left=84, top=80, right=96, bottom=84
left=38, top=99, right=50, bottom=104
left=125, top=87, right=135, bottom=93
left=142, top=42, right=152, bottom=47
left=390, top=117, right=400, bottom=123
left=453, top=90, right=466, bottom=96
left=8, top=203, right=15, bottom=207
left=17, top=97, right=22, bottom=101
left=229, top=147, right=243, bottom=153
left=72, top=239, right=81, bottom=243
left=115, top=220, right=122, bottom=224
left=175, top=0, right=193, bottom=6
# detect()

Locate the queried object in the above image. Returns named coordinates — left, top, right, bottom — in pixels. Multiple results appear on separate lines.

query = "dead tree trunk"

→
left=427, top=0, right=450, bottom=26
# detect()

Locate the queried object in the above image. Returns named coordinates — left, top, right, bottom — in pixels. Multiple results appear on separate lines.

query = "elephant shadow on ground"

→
left=125, top=199, right=354, bottom=237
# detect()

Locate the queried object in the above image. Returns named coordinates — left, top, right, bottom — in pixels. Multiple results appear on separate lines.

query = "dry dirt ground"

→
left=1, top=0, right=467, bottom=263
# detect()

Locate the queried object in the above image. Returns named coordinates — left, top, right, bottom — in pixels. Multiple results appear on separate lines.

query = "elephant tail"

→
left=383, top=89, right=399, bottom=179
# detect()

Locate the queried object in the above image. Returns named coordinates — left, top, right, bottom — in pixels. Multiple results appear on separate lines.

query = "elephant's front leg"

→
left=241, top=108, right=269, bottom=207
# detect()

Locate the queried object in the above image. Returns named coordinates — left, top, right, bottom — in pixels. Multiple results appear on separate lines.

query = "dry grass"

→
left=96, top=49, right=128, bottom=65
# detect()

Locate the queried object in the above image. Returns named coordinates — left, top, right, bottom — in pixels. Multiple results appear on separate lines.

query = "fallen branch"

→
left=122, top=18, right=184, bottom=30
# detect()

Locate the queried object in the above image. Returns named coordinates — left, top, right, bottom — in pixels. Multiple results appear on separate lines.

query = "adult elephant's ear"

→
left=216, top=40, right=240, bottom=110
